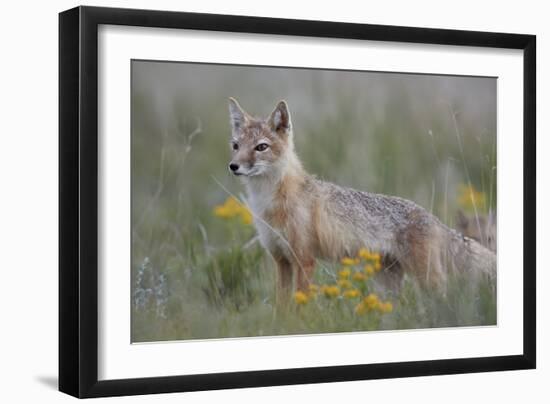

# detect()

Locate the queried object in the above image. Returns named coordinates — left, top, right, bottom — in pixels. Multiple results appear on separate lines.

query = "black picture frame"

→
left=59, top=5, right=536, bottom=398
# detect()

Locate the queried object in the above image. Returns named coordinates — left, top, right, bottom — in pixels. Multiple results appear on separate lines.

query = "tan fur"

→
left=227, top=98, right=496, bottom=299
left=456, top=210, right=497, bottom=252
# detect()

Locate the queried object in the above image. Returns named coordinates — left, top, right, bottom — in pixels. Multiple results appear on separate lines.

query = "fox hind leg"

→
left=425, top=242, right=447, bottom=294
left=399, top=221, right=447, bottom=292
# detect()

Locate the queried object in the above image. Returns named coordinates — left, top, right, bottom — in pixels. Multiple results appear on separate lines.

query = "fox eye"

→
left=232, top=143, right=239, bottom=151
left=255, top=143, right=269, bottom=152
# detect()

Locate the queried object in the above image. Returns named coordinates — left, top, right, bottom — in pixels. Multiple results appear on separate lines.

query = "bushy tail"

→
left=446, top=228, right=497, bottom=280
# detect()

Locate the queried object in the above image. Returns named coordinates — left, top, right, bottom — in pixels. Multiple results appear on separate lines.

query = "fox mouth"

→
left=229, top=168, right=249, bottom=177
left=233, top=171, right=254, bottom=177
left=230, top=167, right=264, bottom=177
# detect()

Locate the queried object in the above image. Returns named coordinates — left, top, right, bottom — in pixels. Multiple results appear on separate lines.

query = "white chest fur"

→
left=246, top=180, right=291, bottom=257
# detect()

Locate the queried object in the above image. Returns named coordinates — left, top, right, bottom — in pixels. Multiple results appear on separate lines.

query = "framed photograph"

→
left=59, top=6, right=536, bottom=398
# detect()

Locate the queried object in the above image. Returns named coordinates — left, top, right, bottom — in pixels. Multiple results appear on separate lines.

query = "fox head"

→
left=227, top=97, right=294, bottom=178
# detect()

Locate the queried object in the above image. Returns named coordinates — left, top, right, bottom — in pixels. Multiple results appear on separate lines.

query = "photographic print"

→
left=59, top=8, right=535, bottom=396
left=131, top=60, right=497, bottom=343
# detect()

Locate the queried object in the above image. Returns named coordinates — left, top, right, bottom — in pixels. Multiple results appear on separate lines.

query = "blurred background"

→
left=131, top=60, right=496, bottom=342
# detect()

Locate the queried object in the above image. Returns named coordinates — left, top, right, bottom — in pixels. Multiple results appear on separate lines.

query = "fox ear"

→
left=228, top=97, right=248, bottom=131
left=268, top=100, right=291, bottom=135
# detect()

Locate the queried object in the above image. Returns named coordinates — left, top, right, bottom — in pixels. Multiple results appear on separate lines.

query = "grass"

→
left=131, top=61, right=497, bottom=342
left=132, top=219, right=496, bottom=342
left=131, top=198, right=496, bottom=342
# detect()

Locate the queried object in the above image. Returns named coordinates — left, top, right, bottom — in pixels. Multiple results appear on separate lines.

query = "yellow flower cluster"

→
left=355, top=293, right=393, bottom=315
left=294, top=291, right=309, bottom=305
left=294, top=285, right=321, bottom=305
left=293, top=248, right=393, bottom=315
left=341, top=257, right=360, bottom=266
left=337, top=279, right=352, bottom=289
left=213, top=197, right=253, bottom=225
left=457, top=184, right=486, bottom=212
left=341, top=248, right=382, bottom=278
left=321, top=285, right=340, bottom=298
left=357, top=248, right=381, bottom=262
left=338, top=268, right=351, bottom=279
left=343, top=289, right=361, bottom=299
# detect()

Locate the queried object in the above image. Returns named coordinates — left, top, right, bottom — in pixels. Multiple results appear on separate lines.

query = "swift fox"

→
left=227, top=98, right=496, bottom=299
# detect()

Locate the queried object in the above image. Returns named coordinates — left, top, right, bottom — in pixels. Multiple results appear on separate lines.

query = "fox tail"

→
left=447, top=228, right=497, bottom=280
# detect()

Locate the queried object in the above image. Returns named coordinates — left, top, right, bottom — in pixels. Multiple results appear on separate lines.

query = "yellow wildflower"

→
left=338, top=279, right=352, bottom=290
left=341, top=257, right=360, bottom=266
left=364, top=264, right=375, bottom=276
left=364, top=293, right=380, bottom=310
left=321, top=285, right=340, bottom=298
left=457, top=184, right=486, bottom=212
left=338, top=268, right=351, bottom=279
left=213, top=196, right=240, bottom=217
left=352, top=271, right=366, bottom=282
left=343, top=289, right=361, bottom=299
left=294, top=291, right=309, bottom=305
left=213, top=197, right=253, bottom=225
left=378, top=301, right=393, bottom=313
left=358, top=248, right=372, bottom=260
left=371, top=252, right=381, bottom=262
left=239, top=209, right=253, bottom=225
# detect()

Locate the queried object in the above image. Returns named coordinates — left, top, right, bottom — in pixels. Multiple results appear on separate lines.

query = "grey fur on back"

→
left=316, top=178, right=496, bottom=282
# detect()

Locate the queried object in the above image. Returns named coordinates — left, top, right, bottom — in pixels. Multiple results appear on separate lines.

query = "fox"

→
left=227, top=97, right=496, bottom=300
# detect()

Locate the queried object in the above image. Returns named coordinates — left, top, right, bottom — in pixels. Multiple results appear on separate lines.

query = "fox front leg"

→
left=274, top=255, right=293, bottom=304
left=295, top=258, right=315, bottom=293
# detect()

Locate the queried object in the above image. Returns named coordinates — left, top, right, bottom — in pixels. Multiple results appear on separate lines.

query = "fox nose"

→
left=229, top=163, right=239, bottom=172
